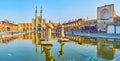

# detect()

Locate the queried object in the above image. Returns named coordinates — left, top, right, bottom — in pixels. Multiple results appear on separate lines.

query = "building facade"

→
left=97, top=4, right=120, bottom=34
left=18, top=23, right=32, bottom=32
left=0, top=20, right=18, bottom=32
left=63, top=18, right=85, bottom=31
left=32, top=17, right=46, bottom=31
left=32, top=7, right=46, bottom=32
left=81, top=19, right=97, bottom=33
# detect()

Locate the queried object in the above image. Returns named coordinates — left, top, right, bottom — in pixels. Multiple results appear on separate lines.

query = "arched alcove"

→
left=100, top=8, right=110, bottom=19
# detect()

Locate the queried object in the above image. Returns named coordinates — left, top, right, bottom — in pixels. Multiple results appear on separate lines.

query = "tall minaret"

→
left=40, top=6, right=43, bottom=32
left=40, top=6, right=42, bottom=19
left=35, top=6, right=37, bottom=18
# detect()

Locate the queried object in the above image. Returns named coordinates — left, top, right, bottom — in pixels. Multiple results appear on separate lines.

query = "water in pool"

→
left=0, top=32, right=120, bottom=61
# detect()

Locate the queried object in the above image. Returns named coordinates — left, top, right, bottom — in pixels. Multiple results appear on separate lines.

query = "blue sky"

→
left=0, top=0, right=119, bottom=23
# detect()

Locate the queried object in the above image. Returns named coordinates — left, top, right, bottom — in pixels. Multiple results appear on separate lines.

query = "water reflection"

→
left=31, top=32, right=41, bottom=57
left=0, top=32, right=120, bottom=61
left=65, top=35, right=120, bottom=60
left=32, top=32, right=55, bottom=61
left=41, top=45, right=55, bottom=61
left=97, top=38, right=116, bottom=59
left=58, top=41, right=65, bottom=57
left=18, top=33, right=32, bottom=40
left=0, top=35, right=18, bottom=44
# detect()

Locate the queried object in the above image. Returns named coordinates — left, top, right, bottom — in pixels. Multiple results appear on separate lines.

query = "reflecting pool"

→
left=0, top=32, right=120, bottom=61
